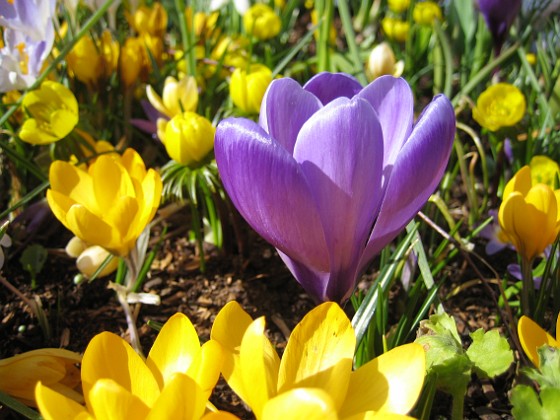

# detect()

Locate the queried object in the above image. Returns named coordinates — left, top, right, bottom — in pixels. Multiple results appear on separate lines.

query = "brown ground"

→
left=0, top=202, right=519, bottom=419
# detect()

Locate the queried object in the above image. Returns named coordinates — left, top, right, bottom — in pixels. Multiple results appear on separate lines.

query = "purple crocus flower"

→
left=477, top=0, right=522, bottom=55
left=215, top=72, right=456, bottom=303
left=0, top=0, right=56, bottom=91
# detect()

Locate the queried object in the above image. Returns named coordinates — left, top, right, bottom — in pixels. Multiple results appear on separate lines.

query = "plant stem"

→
left=451, top=390, right=465, bottom=420
left=520, top=257, right=535, bottom=318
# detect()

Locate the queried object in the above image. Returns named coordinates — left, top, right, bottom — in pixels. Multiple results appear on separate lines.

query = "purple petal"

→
left=303, top=72, right=363, bottom=105
left=357, top=76, right=414, bottom=172
left=141, top=99, right=165, bottom=123
left=130, top=118, right=158, bottom=136
left=215, top=118, right=329, bottom=272
left=259, top=78, right=322, bottom=154
left=294, top=97, right=384, bottom=301
left=277, top=250, right=330, bottom=303
left=360, top=94, right=456, bottom=270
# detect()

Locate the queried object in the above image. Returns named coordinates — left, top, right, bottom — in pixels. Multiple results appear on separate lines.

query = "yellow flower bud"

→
left=366, top=42, right=404, bottom=81
left=472, top=83, right=526, bottom=131
left=526, top=53, right=537, bottom=66
left=19, top=81, right=79, bottom=145
left=243, top=3, right=281, bottom=40
left=388, top=0, right=410, bottom=13
left=382, top=17, right=410, bottom=42
left=230, top=64, right=273, bottom=114
left=66, top=236, right=118, bottom=278
left=100, top=30, right=119, bottom=79
left=498, top=166, right=560, bottom=262
left=163, top=112, right=215, bottom=166
left=413, top=1, right=442, bottom=25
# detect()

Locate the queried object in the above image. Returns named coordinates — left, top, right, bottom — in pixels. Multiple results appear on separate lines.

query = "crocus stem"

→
left=116, top=290, right=144, bottom=358
left=451, top=390, right=465, bottom=420
left=520, top=257, right=535, bottom=317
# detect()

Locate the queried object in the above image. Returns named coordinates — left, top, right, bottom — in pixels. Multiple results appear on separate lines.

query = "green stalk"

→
left=315, top=0, right=333, bottom=73
left=0, top=0, right=116, bottom=127
left=451, top=43, right=519, bottom=107
left=433, top=21, right=453, bottom=98
left=520, top=257, right=536, bottom=318
left=337, top=0, right=367, bottom=84
left=174, top=0, right=197, bottom=77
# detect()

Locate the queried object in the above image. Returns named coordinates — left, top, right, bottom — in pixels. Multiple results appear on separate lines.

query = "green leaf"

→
left=511, top=385, right=560, bottom=420
left=415, top=313, right=471, bottom=396
left=525, top=346, right=560, bottom=389
left=466, top=329, right=514, bottom=379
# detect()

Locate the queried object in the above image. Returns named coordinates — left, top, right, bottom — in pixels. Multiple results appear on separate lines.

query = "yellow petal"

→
left=81, top=332, right=160, bottom=409
left=19, top=119, right=60, bottom=145
left=89, top=378, right=150, bottom=420
left=186, top=339, right=224, bottom=397
left=503, top=166, right=532, bottom=202
left=147, top=313, right=202, bottom=389
left=518, top=315, right=558, bottom=367
left=49, top=160, right=98, bottom=212
left=50, top=108, right=79, bottom=139
left=262, top=388, right=338, bottom=420
left=340, top=343, right=425, bottom=417
left=147, top=84, right=171, bottom=118
left=147, top=373, right=206, bottom=420
left=121, top=148, right=148, bottom=181
left=66, top=204, right=122, bottom=255
left=35, top=382, right=91, bottom=420
left=202, top=412, right=242, bottom=420
left=91, top=154, right=135, bottom=212
left=556, top=312, right=560, bottom=343
left=239, top=316, right=280, bottom=417
left=278, top=302, right=354, bottom=411
left=210, top=301, right=254, bottom=402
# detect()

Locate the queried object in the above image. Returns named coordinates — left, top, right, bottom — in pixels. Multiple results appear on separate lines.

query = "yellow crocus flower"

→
left=472, top=83, right=526, bottom=131
left=66, top=35, right=103, bottom=87
left=163, top=112, right=216, bottom=166
left=146, top=75, right=199, bottom=120
left=211, top=301, right=425, bottom=419
left=36, top=313, right=228, bottom=419
left=46, top=148, right=162, bottom=257
left=229, top=64, right=273, bottom=114
left=131, top=2, right=168, bottom=37
left=0, top=348, right=82, bottom=407
left=119, top=37, right=143, bottom=88
left=19, top=81, right=79, bottom=145
left=243, top=3, right=281, bottom=40
left=518, top=313, right=560, bottom=367
left=498, top=166, right=560, bottom=262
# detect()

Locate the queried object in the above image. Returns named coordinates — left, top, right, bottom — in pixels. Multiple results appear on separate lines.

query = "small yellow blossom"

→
left=230, top=64, right=273, bottom=114
left=163, top=112, right=216, bottom=166
left=120, top=37, right=144, bottom=88
left=19, top=81, right=79, bottom=145
left=472, top=83, right=526, bottom=131
left=498, top=166, right=560, bottom=262
left=530, top=155, right=560, bottom=188
left=413, top=1, right=443, bottom=25
left=243, top=3, right=281, bottom=40
left=381, top=17, right=410, bottom=42
left=388, top=0, right=410, bottom=13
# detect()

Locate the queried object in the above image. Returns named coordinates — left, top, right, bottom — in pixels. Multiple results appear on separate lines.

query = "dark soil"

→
left=0, top=203, right=520, bottom=419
